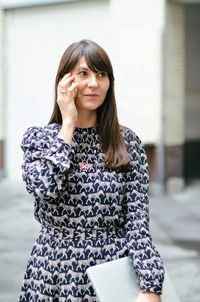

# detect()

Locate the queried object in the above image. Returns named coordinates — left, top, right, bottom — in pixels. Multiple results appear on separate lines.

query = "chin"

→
left=81, top=106, right=100, bottom=111
left=77, top=102, right=103, bottom=111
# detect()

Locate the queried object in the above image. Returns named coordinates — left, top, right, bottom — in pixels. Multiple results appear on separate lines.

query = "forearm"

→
left=57, top=120, right=75, bottom=145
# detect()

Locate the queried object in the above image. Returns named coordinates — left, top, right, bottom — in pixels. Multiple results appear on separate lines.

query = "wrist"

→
left=62, top=119, right=75, bottom=129
left=137, top=291, right=162, bottom=302
left=57, top=120, right=75, bottom=145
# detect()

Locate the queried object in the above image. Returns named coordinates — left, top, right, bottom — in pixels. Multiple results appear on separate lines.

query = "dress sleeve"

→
left=123, top=129, right=165, bottom=294
left=21, top=126, right=71, bottom=203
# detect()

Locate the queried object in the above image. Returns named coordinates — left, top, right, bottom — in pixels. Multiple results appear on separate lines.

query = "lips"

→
left=84, top=94, right=98, bottom=97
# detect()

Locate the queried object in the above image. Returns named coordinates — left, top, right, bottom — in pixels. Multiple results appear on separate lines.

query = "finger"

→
left=59, top=75, right=75, bottom=88
left=60, top=72, right=71, bottom=82
left=68, top=82, right=78, bottom=98
left=58, top=74, right=71, bottom=89
left=57, top=79, right=74, bottom=96
left=57, top=82, right=78, bottom=98
left=68, top=82, right=78, bottom=92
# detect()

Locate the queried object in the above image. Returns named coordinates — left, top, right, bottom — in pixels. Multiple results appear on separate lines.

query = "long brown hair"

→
left=48, top=39, right=130, bottom=169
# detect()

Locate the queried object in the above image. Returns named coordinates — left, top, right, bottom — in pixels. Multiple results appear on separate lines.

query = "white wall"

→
left=110, top=0, right=165, bottom=143
left=164, top=1, right=185, bottom=146
left=0, top=6, right=5, bottom=141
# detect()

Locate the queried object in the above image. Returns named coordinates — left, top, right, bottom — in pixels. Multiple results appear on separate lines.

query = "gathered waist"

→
left=41, top=223, right=126, bottom=240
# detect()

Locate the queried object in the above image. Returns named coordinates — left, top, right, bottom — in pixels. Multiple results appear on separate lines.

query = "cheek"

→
left=77, top=82, right=84, bottom=92
left=105, top=85, right=110, bottom=97
left=76, top=83, right=85, bottom=99
left=104, top=80, right=110, bottom=96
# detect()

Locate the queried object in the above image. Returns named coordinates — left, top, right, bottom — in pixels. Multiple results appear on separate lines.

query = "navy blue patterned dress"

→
left=19, top=123, right=164, bottom=302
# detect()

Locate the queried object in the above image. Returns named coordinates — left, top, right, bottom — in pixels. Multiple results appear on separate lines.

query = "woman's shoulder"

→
left=120, top=125, right=142, bottom=146
left=21, top=123, right=61, bottom=150
left=23, top=123, right=60, bottom=137
left=120, top=125, right=147, bottom=162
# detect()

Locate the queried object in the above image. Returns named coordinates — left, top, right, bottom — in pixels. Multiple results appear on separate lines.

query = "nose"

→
left=88, top=74, right=98, bottom=88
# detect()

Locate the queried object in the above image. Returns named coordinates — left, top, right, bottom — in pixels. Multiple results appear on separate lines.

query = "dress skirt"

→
left=19, top=225, right=127, bottom=302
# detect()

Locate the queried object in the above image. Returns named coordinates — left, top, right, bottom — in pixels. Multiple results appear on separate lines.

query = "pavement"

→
left=0, top=178, right=200, bottom=302
left=150, top=181, right=200, bottom=302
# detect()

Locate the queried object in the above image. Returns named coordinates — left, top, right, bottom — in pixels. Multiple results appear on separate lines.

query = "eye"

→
left=98, top=72, right=107, bottom=77
left=79, top=71, right=87, bottom=76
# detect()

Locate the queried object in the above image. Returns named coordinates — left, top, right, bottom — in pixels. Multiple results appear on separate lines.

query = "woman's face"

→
left=71, top=56, right=110, bottom=112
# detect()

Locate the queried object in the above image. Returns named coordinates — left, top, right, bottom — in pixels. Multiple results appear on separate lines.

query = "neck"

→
left=75, top=109, right=97, bottom=128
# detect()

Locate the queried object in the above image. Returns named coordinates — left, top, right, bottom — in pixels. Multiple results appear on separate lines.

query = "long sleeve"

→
left=123, top=129, right=165, bottom=294
left=21, top=125, right=71, bottom=203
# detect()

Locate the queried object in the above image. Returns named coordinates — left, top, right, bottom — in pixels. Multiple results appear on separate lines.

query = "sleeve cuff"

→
left=139, top=276, right=163, bottom=295
left=40, top=137, right=71, bottom=174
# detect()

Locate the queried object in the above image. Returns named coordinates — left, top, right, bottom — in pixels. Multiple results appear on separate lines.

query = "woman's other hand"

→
left=57, top=72, right=79, bottom=124
left=135, top=292, right=162, bottom=302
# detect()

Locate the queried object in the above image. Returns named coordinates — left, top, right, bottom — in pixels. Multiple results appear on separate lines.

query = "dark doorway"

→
left=184, top=5, right=200, bottom=181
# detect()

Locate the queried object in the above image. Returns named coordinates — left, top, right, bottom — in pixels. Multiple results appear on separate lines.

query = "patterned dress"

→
left=19, top=123, right=164, bottom=302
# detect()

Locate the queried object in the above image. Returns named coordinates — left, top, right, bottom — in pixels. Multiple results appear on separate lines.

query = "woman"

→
left=19, top=39, right=164, bottom=302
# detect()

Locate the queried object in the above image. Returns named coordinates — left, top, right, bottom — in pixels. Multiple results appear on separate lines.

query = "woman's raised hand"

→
left=135, top=292, right=162, bottom=302
left=57, top=73, right=79, bottom=125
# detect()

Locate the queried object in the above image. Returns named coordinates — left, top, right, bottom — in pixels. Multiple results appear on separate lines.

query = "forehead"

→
left=72, top=56, right=89, bottom=70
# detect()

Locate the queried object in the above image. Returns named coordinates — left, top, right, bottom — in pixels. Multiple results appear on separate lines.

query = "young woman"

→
left=19, top=39, right=164, bottom=302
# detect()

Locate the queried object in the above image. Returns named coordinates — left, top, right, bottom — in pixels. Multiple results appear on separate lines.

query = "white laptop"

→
left=86, top=257, right=180, bottom=302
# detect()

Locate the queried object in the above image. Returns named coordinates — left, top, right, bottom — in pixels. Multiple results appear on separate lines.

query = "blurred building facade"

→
left=0, top=0, right=199, bottom=192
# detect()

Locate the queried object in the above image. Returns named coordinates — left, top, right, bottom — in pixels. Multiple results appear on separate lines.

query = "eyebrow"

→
left=76, top=66, right=89, bottom=71
left=76, top=66, right=106, bottom=73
